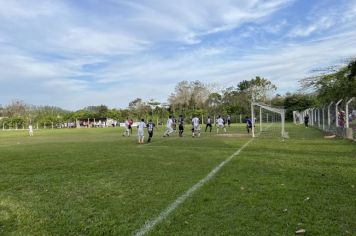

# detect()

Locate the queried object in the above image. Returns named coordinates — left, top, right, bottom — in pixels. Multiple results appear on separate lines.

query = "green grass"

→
left=0, top=124, right=355, bottom=235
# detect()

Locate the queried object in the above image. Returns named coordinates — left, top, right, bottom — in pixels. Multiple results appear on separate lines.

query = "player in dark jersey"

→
left=178, top=115, right=184, bottom=137
left=227, top=115, right=231, bottom=127
left=147, top=119, right=155, bottom=142
left=128, top=119, right=133, bottom=134
left=172, top=118, right=177, bottom=132
left=246, top=116, right=252, bottom=133
left=205, top=116, right=212, bottom=132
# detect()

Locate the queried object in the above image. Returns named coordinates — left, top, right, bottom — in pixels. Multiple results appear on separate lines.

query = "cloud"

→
left=0, top=0, right=356, bottom=110
left=287, top=0, right=356, bottom=38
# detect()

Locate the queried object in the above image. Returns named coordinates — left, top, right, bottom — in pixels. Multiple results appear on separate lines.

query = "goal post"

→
left=251, top=102, right=287, bottom=138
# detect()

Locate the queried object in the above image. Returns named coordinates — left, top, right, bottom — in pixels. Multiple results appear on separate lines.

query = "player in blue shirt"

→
left=246, top=116, right=252, bottom=133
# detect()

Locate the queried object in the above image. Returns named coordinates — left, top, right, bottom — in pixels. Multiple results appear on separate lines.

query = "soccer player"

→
left=227, top=115, right=231, bottom=127
left=137, top=118, right=146, bottom=144
left=216, top=115, right=226, bottom=133
left=172, top=118, right=177, bottom=132
left=147, top=119, right=155, bottom=143
left=205, top=116, right=212, bottom=132
left=192, top=115, right=200, bottom=137
left=163, top=115, right=174, bottom=137
left=246, top=116, right=252, bottom=133
left=28, top=124, right=33, bottom=136
left=122, top=118, right=130, bottom=137
left=128, top=119, right=133, bottom=134
left=178, top=115, right=184, bottom=137
left=304, top=114, right=309, bottom=127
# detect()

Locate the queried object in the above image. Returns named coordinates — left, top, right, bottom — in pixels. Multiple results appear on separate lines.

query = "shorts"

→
left=179, top=125, right=184, bottom=130
left=218, top=124, right=224, bottom=128
left=138, top=130, right=144, bottom=137
left=193, top=125, right=200, bottom=131
left=148, top=131, right=153, bottom=138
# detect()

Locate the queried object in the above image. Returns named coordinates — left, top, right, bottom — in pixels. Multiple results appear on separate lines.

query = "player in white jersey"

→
left=122, top=118, right=130, bottom=137
left=163, top=115, right=174, bottom=137
left=29, top=124, right=33, bottom=136
left=137, top=118, right=146, bottom=144
left=216, top=115, right=226, bottom=133
left=192, top=116, right=200, bottom=137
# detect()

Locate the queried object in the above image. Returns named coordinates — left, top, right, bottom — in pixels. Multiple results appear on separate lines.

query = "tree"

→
left=301, top=58, right=356, bottom=103
left=169, top=80, right=210, bottom=116
left=284, top=93, right=317, bottom=120
left=206, top=92, right=222, bottom=115
left=3, top=100, right=29, bottom=118
left=237, top=76, right=277, bottom=102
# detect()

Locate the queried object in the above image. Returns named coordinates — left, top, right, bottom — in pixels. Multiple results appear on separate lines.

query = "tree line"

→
left=1, top=58, right=354, bottom=128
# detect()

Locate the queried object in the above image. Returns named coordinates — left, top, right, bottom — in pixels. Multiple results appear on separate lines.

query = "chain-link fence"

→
left=293, top=98, right=355, bottom=140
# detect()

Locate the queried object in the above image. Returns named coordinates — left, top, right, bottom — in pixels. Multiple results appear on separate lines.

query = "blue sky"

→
left=0, top=0, right=356, bottom=110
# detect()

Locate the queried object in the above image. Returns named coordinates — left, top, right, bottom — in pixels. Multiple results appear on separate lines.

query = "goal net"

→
left=251, top=102, right=287, bottom=138
left=293, top=110, right=304, bottom=125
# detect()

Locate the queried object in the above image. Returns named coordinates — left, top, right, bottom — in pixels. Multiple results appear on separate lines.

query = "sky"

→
left=0, top=0, right=356, bottom=110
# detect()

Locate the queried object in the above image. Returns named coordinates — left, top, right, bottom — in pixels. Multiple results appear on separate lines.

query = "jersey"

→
left=246, top=118, right=252, bottom=128
left=207, top=118, right=211, bottom=124
left=166, top=118, right=173, bottom=128
left=179, top=117, right=184, bottom=126
left=147, top=122, right=155, bottom=132
left=192, top=117, right=199, bottom=127
left=138, top=121, right=146, bottom=131
left=217, top=118, right=224, bottom=126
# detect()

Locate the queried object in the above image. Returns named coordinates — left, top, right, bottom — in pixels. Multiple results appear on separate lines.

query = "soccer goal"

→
left=251, top=102, right=287, bottom=138
left=293, top=110, right=304, bottom=125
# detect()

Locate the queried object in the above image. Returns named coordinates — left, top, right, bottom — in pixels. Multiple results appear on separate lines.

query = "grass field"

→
left=0, top=124, right=355, bottom=235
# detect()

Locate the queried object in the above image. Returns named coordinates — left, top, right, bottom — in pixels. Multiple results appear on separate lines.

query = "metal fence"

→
left=293, top=98, right=355, bottom=140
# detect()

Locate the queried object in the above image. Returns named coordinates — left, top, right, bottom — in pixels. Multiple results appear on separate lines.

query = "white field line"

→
left=133, top=138, right=254, bottom=236
left=138, top=145, right=240, bottom=151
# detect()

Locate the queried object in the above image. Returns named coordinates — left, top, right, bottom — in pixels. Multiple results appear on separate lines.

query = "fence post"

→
left=322, top=106, right=325, bottom=130
left=281, top=109, right=285, bottom=137
left=239, top=114, right=242, bottom=123
left=318, top=108, right=321, bottom=128
left=327, top=102, right=333, bottom=129
left=335, top=99, right=343, bottom=127
left=314, top=109, right=317, bottom=126
left=251, top=102, right=255, bottom=138
left=259, top=107, right=262, bottom=132
left=346, top=97, right=355, bottom=128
